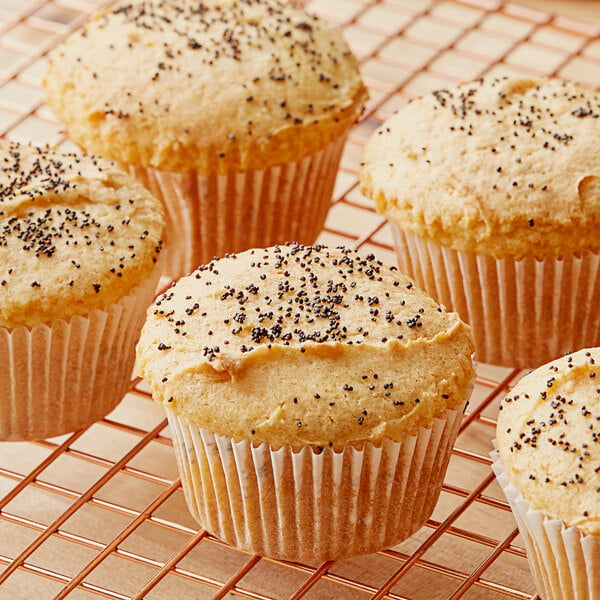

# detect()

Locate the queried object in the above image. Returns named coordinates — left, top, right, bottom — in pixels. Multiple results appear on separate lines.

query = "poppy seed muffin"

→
left=0, top=140, right=165, bottom=441
left=44, top=0, right=368, bottom=278
left=360, top=76, right=600, bottom=368
left=137, top=243, right=474, bottom=562
left=494, top=347, right=600, bottom=599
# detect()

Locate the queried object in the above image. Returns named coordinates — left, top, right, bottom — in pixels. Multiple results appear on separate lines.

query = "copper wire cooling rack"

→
left=1, top=0, right=599, bottom=598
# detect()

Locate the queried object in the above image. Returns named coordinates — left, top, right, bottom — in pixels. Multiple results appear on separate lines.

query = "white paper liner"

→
left=391, top=225, right=600, bottom=369
left=0, top=259, right=163, bottom=441
left=124, top=135, right=347, bottom=280
left=167, top=399, right=467, bottom=563
left=491, top=448, right=600, bottom=600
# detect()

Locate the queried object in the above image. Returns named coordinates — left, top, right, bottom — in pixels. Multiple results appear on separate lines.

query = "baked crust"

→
left=136, top=244, right=475, bottom=449
left=0, top=141, right=164, bottom=327
left=44, top=0, right=367, bottom=174
left=497, top=347, right=600, bottom=536
left=360, top=77, right=600, bottom=259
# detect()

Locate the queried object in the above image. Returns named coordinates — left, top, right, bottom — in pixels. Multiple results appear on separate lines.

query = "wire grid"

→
left=0, top=0, right=599, bottom=598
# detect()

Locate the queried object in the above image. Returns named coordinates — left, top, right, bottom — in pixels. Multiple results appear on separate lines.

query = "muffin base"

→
left=491, top=449, right=600, bottom=600
left=125, top=135, right=346, bottom=280
left=0, top=261, right=162, bottom=441
left=391, top=225, right=600, bottom=369
left=167, top=400, right=467, bottom=564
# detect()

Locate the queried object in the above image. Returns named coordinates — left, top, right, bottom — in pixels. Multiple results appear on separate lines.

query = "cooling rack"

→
left=0, top=0, right=599, bottom=598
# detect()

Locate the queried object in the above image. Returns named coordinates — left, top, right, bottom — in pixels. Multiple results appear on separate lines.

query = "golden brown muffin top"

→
left=497, top=347, right=600, bottom=536
left=0, top=140, right=164, bottom=328
left=360, top=77, right=600, bottom=260
left=44, top=0, right=367, bottom=174
left=137, top=244, right=475, bottom=450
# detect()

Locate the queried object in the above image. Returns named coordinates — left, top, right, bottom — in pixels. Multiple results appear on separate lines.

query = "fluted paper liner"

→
left=125, top=135, right=346, bottom=280
left=391, top=225, right=600, bottom=369
left=0, top=260, right=162, bottom=441
left=491, top=448, right=600, bottom=600
left=167, top=399, right=467, bottom=563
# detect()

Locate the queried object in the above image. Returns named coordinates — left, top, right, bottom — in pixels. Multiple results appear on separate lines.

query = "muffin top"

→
left=0, top=141, right=164, bottom=328
left=497, top=347, right=600, bottom=536
left=137, top=244, right=474, bottom=449
left=44, top=0, right=367, bottom=175
left=360, top=77, right=600, bottom=260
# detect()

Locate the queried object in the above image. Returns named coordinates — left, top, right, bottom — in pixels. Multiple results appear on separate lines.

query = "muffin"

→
left=493, top=347, right=600, bottom=599
left=0, top=140, right=164, bottom=441
left=360, top=76, right=600, bottom=369
left=136, top=243, right=475, bottom=562
left=44, top=0, right=368, bottom=280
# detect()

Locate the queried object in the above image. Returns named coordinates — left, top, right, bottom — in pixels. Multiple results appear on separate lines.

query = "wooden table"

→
left=518, top=0, right=600, bottom=24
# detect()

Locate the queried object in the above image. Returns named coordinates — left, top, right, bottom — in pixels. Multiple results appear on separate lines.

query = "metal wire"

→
left=0, top=0, right=599, bottom=598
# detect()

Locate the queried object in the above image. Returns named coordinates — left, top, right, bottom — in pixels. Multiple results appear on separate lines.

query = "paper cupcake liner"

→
left=125, top=135, right=347, bottom=280
left=391, top=225, right=600, bottom=369
left=0, top=260, right=163, bottom=441
left=491, top=449, right=600, bottom=600
left=167, top=399, right=467, bottom=564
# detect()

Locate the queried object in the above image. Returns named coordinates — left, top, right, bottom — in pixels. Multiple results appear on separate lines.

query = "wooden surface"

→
left=516, top=0, right=600, bottom=24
